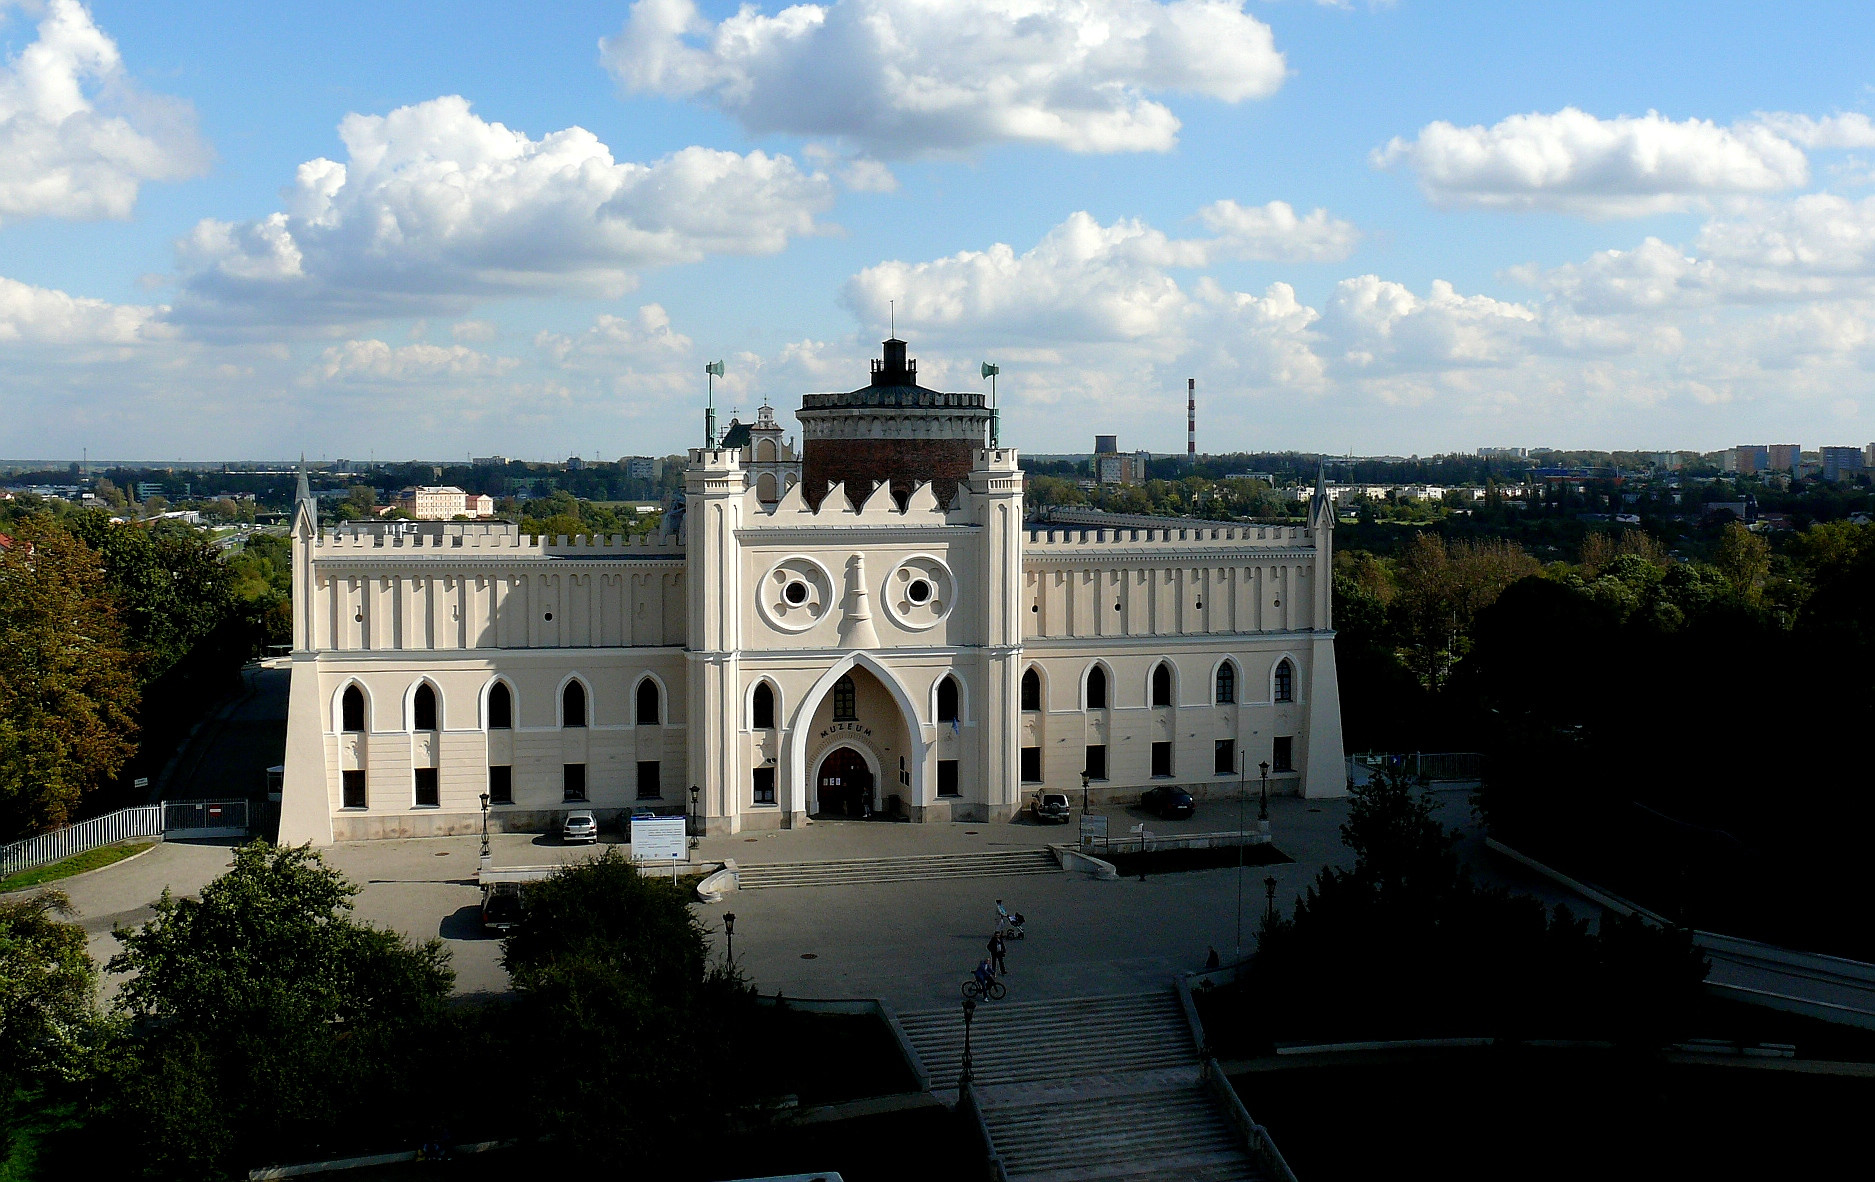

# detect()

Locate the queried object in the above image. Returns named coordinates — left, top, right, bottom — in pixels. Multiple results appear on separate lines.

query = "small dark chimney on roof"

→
left=870, top=337, right=916, bottom=387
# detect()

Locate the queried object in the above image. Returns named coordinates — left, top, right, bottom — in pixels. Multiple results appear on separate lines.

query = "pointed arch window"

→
left=1020, top=668, right=1041, bottom=713
left=752, top=682, right=775, bottom=730
left=637, top=679, right=662, bottom=725
left=341, top=685, right=366, bottom=733
left=412, top=683, right=438, bottom=732
left=937, top=675, right=960, bottom=723
left=563, top=681, right=587, bottom=728
left=1086, top=666, right=1108, bottom=710
left=1274, top=659, right=1295, bottom=704
left=1216, top=663, right=1235, bottom=705
left=487, top=683, right=512, bottom=730
left=832, top=676, right=857, bottom=721
left=1151, top=662, right=1173, bottom=708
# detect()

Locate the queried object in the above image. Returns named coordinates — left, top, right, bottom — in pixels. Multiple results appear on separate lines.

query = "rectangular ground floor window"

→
left=1084, top=744, right=1107, bottom=780
left=413, top=766, right=439, bottom=807
left=752, top=766, right=776, bottom=805
left=1151, top=741, right=1173, bottom=777
left=637, top=760, right=662, bottom=800
left=1019, top=746, right=1042, bottom=784
left=937, top=759, right=960, bottom=797
left=563, top=763, right=587, bottom=802
left=1272, top=736, right=1294, bottom=773
left=488, top=765, right=513, bottom=805
left=342, top=769, right=366, bottom=809
left=1214, top=739, right=1236, bottom=776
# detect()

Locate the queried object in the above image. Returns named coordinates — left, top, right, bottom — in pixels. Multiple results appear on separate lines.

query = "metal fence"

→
left=2, top=798, right=254, bottom=879
left=1349, top=751, right=1484, bottom=784
left=1, top=805, right=164, bottom=878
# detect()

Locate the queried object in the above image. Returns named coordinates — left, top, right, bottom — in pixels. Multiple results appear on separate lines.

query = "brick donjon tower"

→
left=797, top=337, right=991, bottom=508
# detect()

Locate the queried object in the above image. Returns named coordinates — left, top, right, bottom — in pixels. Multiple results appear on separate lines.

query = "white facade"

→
left=391, top=486, right=495, bottom=519
left=279, top=425, right=1345, bottom=846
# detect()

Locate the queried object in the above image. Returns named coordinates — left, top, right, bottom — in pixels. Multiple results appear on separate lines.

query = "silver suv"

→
left=1033, top=792, right=1073, bottom=824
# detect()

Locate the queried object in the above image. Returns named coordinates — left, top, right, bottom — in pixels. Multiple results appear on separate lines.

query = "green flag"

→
left=981, top=362, right=999, bottom=378
left=705, top=360, right=724, bottom=377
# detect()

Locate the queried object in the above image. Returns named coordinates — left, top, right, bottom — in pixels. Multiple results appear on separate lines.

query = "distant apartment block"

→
left=1768, top=444, right=1803, bottom=473
left=1820, top=447, right=1866, bottom=483
left=623, top=456, right=663, bottom=481
left=1093, top=435, right=1151, bottom=485
left=472, top=455, right=509, bottom=467
left=390, top=486, right=495, bottom=519
left=1727, top=445, right=1769, bottom=475
left=1476, top=447, right=1527, bottom=458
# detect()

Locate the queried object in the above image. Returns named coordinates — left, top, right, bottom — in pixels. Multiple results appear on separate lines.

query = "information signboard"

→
left=1079, top=813, right=1108, bottom=849
left=630, top=815, right=687, bottom=863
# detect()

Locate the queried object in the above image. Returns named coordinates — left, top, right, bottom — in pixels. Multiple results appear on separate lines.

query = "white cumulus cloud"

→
left=170, top=95, right=835, bottom=330
left=1375, top=108, right=1810, bottom=217
left=317, top=339, right=520, bottom=382
left=601, top=0, right=1286, bottom=156
left=0, top=273, right=169, bottom=344
left=0, top=0, right=210, bottom=224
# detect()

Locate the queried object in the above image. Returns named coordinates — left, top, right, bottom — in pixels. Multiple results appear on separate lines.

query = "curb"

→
left=0, top=839, right=163, bottom=897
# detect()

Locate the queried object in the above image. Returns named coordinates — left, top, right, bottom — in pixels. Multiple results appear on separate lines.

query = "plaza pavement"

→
left=27, top=793, right=1355, bottom=1005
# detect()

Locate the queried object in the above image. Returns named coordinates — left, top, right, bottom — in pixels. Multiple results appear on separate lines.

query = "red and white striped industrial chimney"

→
left=1186, top=377, right=1196, bottom=464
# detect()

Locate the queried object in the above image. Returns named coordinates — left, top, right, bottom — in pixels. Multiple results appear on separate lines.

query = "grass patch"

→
left=1099, top=841, right=1292, bottom=878
left=0, top=841, right=154, bottom=893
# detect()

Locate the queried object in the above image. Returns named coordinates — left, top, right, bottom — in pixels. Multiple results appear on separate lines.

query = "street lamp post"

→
left=961, top=997, right=977, bottom=1086
left=1264, top=875, right=1278, bottom=926
left=1235, top=752, right=1246, bottom=959
left=479, top=792, right=490, bottom=862
left=1258, top=760, right=1270, bottom=824
left=689, top=784, right=700, bottom=838
left=1081, top=770, right=1091, bottom=817
left=722, top=911, right=736, bottom=968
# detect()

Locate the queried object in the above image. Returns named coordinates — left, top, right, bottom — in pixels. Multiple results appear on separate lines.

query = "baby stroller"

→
left=1004, top=912, right=1027, bottom=940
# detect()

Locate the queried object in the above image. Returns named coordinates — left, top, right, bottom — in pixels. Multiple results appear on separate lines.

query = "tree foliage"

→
left=0, top=520, right=140, bottom=837
left=105, top=843, right=453, bottom=1179
left=501, top=850, right=753, bottom=1165
left=0, top=890, right=103, bottom=1114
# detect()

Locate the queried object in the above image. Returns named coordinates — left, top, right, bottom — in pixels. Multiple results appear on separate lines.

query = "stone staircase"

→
left=897, top=992, right=1262, bottom=1181
left=735, top=848, right=1060, bottom=890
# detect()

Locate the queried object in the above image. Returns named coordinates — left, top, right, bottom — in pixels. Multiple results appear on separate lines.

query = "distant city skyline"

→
left=4, top=2, right=1875, bottom=459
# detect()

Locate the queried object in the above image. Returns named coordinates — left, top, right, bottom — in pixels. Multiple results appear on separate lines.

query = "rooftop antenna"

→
left=704, top=360, right=724, bottom=446
left=890, top=300, right=895, bottom=338
left=981, top=362, right=1000, bottom=447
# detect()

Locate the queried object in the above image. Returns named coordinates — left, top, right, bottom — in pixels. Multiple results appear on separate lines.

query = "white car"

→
left=1033, top=792, right=1073, bottom=823
left=561, top=810, right=599, bottom=844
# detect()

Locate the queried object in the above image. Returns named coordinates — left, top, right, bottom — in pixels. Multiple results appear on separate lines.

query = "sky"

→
left=4, top=0, right=1875, bottom=462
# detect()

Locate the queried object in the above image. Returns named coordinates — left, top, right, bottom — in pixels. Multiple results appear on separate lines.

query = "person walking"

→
left=989, top=930, right=1008, bottom=976
left=995, top=898, right=1010, bottom=934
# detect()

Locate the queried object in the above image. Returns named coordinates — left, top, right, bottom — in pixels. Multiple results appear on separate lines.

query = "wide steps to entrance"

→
left=897, top=992, right=1261, bottom=1182
left=897, top=992, right=1192, bottom=1087
left=735, top=848, right=1059, bottom=890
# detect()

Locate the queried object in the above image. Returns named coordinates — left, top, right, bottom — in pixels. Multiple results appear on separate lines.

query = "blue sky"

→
left=3, top=0, right=1874, bottom=460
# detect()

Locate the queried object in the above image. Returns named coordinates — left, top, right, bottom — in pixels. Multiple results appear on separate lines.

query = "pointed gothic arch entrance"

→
left=813, top=745, right=876, bottom=818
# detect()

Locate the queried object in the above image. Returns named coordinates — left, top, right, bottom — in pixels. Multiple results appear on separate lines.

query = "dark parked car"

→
left=480, top=882, right=524, bottom=932
left=1141, top=786, right=1194, bottom=819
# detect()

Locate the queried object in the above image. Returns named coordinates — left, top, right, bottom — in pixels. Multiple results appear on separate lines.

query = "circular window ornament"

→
left=883, top=556, right=956, bottom=631
left=758, top=556, right=834, bottom=633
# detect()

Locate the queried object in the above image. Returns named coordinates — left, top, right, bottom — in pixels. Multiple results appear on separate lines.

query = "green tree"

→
left=0, top=519, right=140, bottom=837
left=107, top=843, right=453, bottom=1179
left=501, top=850, right=751, bottom=1165
left=0, top=889, right=105, bottom=1156
left=1712, top=521, right=1771, bottom=598
left=63, top=511, right=238, bottom=688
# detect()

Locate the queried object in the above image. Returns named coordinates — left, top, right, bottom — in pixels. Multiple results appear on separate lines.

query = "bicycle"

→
left=962, top=975, right=1007, bottom=1001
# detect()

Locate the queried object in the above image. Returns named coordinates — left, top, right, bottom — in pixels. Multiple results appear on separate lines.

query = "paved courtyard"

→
left=31, top=793, right=1355, bottom=1005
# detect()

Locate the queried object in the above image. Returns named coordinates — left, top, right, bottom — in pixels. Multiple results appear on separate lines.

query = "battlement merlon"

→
left=1023, top=522, right=1318, bottom=553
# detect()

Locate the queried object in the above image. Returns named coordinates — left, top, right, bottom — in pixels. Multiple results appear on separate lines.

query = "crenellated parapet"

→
left=312, top=528, right=685, bottom=556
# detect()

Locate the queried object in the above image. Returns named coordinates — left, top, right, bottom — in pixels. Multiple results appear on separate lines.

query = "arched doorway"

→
left=815, top=747, right=875, bottom=819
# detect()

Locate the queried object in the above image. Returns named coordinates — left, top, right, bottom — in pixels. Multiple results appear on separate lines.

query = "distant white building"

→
left=389, top=486, right=495, bottom=519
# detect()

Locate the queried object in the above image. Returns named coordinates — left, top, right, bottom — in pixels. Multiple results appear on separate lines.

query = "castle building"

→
left=277, top=340, right=1346, bottom=844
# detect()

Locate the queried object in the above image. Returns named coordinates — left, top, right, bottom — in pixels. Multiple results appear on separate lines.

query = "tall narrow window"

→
left=1272, top=736, right=1293, bottom=773
left=1151, top=741, right=1173, bottom=777
left=414, top=767, right=439, bottom=807
left=1086, top=665, right=1108, bottom=710
left=563, top=681, right=587, bottom=727
left=1215, top=663, right=1235, bottom=705
left=1214, top=739, right=1236, bottom=776
left=1274, top=660, right=1295, bottom=703
left=487, top=682, right=512, bottom=729
left=1020, top=746, right=1042, bottom=783
left=1020, top=668, right=1041, bottom=712
left=341, top=685, right=366, bottom=733
left=637, top=760, right=662, bottom=800
left=563, top=763, right=587, bottom=802
left=1085, top=744, right=1108, bottom=780
left=752, top=682, right=775, bottom=730
left=752, top=766, right=776, bottom=805
left=832, top=676, right=857, bottom=721
left=412, top=683, right=437, bottom=732
left=637, top=679, right=661, bottom=725
left=1151, top=662, right=1173, bottom=707
left=488, top=765, right=513, bottom=805
left=937, top=675, right=960, bottom=723
left=342, top=769, right=367, bottom=808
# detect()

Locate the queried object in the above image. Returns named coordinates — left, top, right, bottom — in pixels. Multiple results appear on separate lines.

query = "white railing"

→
left=1, top=805, right=164, bottom=878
